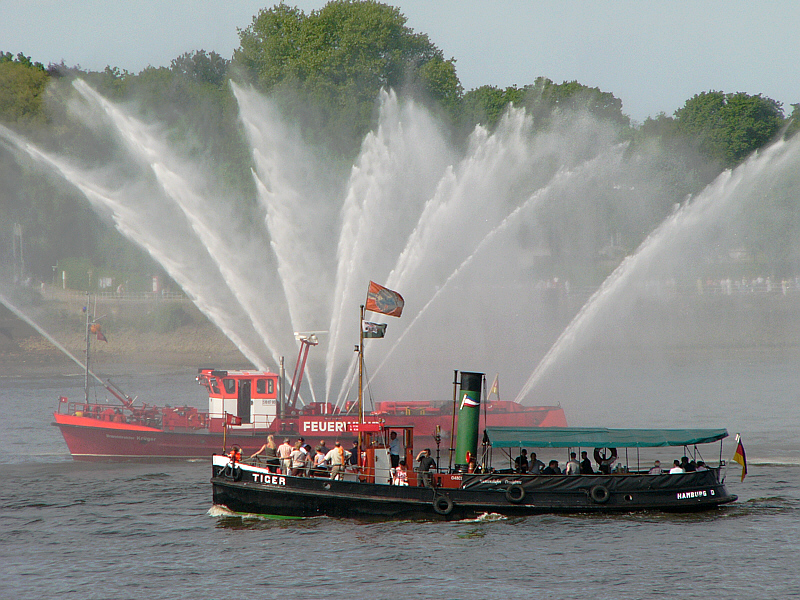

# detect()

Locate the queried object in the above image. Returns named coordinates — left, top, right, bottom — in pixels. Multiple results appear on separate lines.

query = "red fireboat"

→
left=53, top=365, right=566, bottom=461
left=53, top=302, right=566, bottom=461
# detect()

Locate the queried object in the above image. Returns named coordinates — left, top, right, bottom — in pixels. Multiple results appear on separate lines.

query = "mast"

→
left=84, top=293, right=91, bottom=404
left=358, top=304, right=365, bottom=425
left=278, top=356, right=285, bottom=420
left=287, top=333, right=317, bottom=410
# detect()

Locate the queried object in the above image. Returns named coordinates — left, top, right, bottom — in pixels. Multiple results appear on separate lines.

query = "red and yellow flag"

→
left=732, top=434, right=747, bottom=481
left=489, top=374, right=499, bottom=400
left=365, top=281, right=404, bottom=317
left=90, top=323, right=108, bottom=342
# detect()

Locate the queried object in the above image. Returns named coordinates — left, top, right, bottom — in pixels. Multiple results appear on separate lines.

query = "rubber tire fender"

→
left=590, top=484, right=610, bottom=504
left=505, top=484, right=526, bottom=504
left=433, top=494, right=454, bottom=516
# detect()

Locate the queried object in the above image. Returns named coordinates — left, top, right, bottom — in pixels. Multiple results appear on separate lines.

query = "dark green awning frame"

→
left=485, top=427, right=728, bottom=449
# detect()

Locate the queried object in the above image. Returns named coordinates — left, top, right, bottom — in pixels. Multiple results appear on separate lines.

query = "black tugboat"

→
left=210, top=371, right=738, bottom=520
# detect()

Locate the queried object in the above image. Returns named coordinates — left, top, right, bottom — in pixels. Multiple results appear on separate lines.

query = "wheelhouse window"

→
left=256, top=379, right=274, bottom=395
left=223, top=378, right=236, bottom=394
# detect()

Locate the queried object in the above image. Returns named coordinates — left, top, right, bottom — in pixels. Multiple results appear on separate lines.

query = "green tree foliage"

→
left=460, top=85, right=525, bottom=130
left=0, top=49, right=252, bottom=285
left=0, top=52, right=50, bottom=127
left=171, top=50, right=229, bottom=87
left=417, top=55, right=462, bottom=117
left=234, top=0, right=462, bottom=154
left=523, top=77, right=630, bottom=128
left=674, top=91, right=784, bottom=167
left=2, top=8, right=798, bottom=289
left=459, top=77, right=629, bottom=136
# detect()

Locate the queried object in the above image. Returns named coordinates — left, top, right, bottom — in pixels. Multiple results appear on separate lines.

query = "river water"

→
left=1, top=355, right=798, bottom=600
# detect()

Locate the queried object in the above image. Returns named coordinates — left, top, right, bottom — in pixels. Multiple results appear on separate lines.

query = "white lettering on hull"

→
left=105, top=434, right=157, bottom=443
left=302, top=420, right=348, bottom=433
left=251, top=473, right=286, bottom=486
left=676, top=489, right=714, bottom=500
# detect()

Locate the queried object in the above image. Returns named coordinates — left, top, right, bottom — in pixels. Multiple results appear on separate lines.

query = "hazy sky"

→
left=2, top=0, right=798, bottom=122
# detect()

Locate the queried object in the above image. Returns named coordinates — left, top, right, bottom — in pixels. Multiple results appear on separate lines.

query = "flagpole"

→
left=448, top=369, right=458, bottom=472
left=359, top=305, right=365, bottom=427
left=483, top=374, right=488, bottom=432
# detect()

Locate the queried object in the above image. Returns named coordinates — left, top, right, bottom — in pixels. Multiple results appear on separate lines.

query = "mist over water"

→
left=517, top=135, right=800, bottom=402
left=3, top=80, right=800, bottom=418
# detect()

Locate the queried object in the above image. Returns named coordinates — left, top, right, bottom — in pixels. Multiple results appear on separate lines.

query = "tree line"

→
left=1, top=0, right=799, bottom=289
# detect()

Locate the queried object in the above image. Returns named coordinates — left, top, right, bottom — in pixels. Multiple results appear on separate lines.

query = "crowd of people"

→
left=651, top=456, right=708, bottom=474
left=240, top=435, right=360, bottom=480
left=231, top=434, right=439, bottom=486
left=229, top=437, right=710, bottom=483
left=512, top=449, right=708, bottom=475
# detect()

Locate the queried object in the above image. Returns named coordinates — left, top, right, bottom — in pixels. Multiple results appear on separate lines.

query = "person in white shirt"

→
left=290, top=441, right=306, bottom=476
left=392, top=460, right=409, bottom=485
left=312, top=446, right=328, bottom=476
left=565, top=452, right=581, bottom=475
left=669, top=459, right=685, bottom=474
left=324, top=441, right=351, bottom=480
left=277, top=438, right=293, bottom=475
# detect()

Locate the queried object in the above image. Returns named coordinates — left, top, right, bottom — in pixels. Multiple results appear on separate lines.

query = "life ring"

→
left=590, top=485, right=610, bottom=504
left=433, top=495, right=454, bottom=516
left=505, top=484, right=526, bottom=504
left=593, top=447, right=617, bottom=463
left=222, top=464, right=242, bottom=482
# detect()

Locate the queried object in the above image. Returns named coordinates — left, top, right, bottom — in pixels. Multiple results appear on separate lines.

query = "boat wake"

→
left=746, top=457, right=800, bottom=467
left=471, top=512, right=508, bottom=523
left=207, top=504, right=237, bottom=518
left=207, top=504, right=310, bottom=523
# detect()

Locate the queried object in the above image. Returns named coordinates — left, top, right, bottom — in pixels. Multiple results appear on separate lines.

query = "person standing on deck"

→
left=416, top=448, right=436, bottom=487
left=290, top=441, right=306, bottom=476
left=580, top=451, right=593, bottom=474
left=529, top=452, right=545, bottom=474
left=277, top=437, right=293, bottom=475
left=514, top=449, right=529, bottom=473
left=325, top=441, right=351, bottom=480
left=389, top=431, right=402, bottom=469
left=348, top=440, right=359, bottom=466
left=250, top=434, right=279, bottom=472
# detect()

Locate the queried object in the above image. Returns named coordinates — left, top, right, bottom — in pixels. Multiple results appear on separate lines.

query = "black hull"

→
left=211, top=463, right=737, bottom=521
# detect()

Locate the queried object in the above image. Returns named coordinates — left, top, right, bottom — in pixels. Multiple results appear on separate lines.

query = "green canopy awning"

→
left=485, top=427, right=728, bottom=449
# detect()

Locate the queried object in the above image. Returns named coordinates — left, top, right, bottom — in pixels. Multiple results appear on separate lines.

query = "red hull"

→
left=53, top=406, right=567, bottom=461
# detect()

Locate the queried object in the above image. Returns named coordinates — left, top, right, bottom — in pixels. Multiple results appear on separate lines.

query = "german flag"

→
left=732, top=434, right=747, bottom=481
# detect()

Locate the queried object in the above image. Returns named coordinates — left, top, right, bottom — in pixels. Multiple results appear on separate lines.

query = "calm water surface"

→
left=1, top=356, right=798, bottom=599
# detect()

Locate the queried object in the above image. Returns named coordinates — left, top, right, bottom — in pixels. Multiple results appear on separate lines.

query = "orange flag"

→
left=365, top=281, right=404, bottom=317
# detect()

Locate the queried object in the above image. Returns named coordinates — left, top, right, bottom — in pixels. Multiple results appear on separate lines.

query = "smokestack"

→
left=453, top=371, right=483, bottom=471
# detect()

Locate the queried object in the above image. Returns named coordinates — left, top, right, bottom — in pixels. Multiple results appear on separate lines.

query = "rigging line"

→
left=361, top=359, right=376, bottom=414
